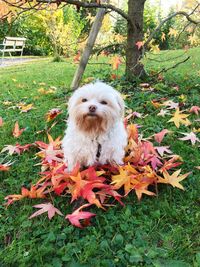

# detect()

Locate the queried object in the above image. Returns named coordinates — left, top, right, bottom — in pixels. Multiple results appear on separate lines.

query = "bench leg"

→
left=1, top=51, right=5, bottom=64
left=8, top=52, right=13, bottom=61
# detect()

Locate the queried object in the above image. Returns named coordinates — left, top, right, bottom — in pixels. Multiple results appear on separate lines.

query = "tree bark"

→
left=71, top=8, right=106, bottom=90
left=126, top=0, right=146, bottom=80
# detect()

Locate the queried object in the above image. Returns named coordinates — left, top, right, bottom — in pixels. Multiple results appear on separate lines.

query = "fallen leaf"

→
left=157, top=109, right=170, bottom=117
left=168, top=108, right=190, bottom=128
left=158, top=169, right=190, bottom=190
left=155, top=146, right=172, bottom=157
left=189, top=106, right=200, bottom=115
left=163, top=100, right=179, bottom=110
left=29, top=203, right=63, bottom=220
left=111, top=165, right=138, bottom=195
left=45, top=108, right=62, bottom=122
left=5, top=185, right=47, bottom=206
left=38, top=82, right=46, bottom=86
left=66, top=204, right=96, bottom=228
left=0, top=117, right=3, bottom=127
left=18, top=103, right=34, bottom=113
left=1, top=143, right=31, bottom=155
left=69, top=169, right=107, bottom=208
left=154, top=129, right=170, bottom=144
left=159, top=156, right=182, bottom=173
left=140, top=83, right=150, bottom=88
left=12, top=121, right=25, bottom=138
left=0, top=161, right=13, bottom=171
left=179, top=132, right=200, bottom=145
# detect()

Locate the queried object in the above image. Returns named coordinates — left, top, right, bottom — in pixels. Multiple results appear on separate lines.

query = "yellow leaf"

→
left=111, top=166, right=133, bottom=195
left=158, top=170, right=190, bottom=190
left=161, top=32, right=166, bottom=42
left=188, top=35, right=199, bottom=45
left=86, top=13, right=95, bottom=24
left=150, top=44, right=160, bottom=53
left=19, top=103, right=34, bottom=113
left=169, top=28, right=178, bottom=37
left=168, top=108, right=190, bottom=128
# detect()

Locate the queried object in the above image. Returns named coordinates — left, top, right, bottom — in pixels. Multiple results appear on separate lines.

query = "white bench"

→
left=0, top=37, right=26, bottom=64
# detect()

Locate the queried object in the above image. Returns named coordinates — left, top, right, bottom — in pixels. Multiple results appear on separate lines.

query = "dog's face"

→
left=68, top=82, right=124, bottom=134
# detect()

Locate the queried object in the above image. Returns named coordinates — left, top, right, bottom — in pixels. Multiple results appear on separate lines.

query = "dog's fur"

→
left=62, top=81, right=127, bottom=171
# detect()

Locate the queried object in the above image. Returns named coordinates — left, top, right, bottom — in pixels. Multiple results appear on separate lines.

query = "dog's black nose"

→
left=89, top=105, right=97, bottom=113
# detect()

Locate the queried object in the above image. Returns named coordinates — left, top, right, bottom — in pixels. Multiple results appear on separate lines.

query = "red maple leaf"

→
left=189, top=106, right=200, bottom=115
left=136, top=41, right=144, bottom=49
left=0, top=117, right=3, bottom=127
left=1, top=143, right=31, bottom=155
left=66, top=204, right=96, bottom=228
left=154, top=129, right=170, bottom=144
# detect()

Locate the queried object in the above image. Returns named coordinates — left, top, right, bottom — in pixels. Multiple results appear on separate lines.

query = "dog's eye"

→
left=82, top=98, right=87, bottom=102
left=100, top=100, right=107, bottom=105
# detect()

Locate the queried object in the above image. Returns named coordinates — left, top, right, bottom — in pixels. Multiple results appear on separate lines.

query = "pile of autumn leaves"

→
left=1, top=102, right=199, bottom=228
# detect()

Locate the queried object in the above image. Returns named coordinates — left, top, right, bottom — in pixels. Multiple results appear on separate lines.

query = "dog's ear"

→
left=116, top=93, right=125, bottom=118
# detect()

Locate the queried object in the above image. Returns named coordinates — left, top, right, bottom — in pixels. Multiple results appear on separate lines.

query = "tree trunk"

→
left=71, top=8, right=106, bottom=90
left=126, top=0, right=146, bottom=80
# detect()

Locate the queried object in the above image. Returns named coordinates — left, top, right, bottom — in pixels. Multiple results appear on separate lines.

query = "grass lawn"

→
left=0, top=47, right=200, bottom=267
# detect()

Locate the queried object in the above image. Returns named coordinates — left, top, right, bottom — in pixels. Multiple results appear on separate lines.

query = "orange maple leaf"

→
left=0, top=161, right=12, bottom=171
left=111, top=164, right=139, bottom=195
left=12, top=121, right=25, bottom=138
left=5, top=185, right=46, bottom=206
left=73, top=51, right=81, bottom=63
left=69, top=168, right=107, bottom=208
left=110, top=56, right=122, bottom=70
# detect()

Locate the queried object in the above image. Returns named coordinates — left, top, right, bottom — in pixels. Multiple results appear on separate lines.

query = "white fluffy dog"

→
left=62, top=81, right=127, bottom=171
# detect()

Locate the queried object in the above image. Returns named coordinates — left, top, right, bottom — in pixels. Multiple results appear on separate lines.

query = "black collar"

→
left=96, top=143, right=102, bottom=161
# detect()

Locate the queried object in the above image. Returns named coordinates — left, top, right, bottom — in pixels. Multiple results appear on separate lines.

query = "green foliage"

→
left=42, top=6, right=85, bottom=57
left=0, top=48, right=200, bottom=266
left=0, top=6, right=85, bottom=56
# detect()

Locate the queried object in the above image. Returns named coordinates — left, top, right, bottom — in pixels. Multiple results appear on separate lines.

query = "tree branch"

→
left=152, top=56, right=190, bottom=76
left=34, top=0, right=131, bottom=23
left=147, top=52, right=188, bottom=63
left=144, top=4, right=200, bottom=48
left=96, top=43, right=125, bottom=56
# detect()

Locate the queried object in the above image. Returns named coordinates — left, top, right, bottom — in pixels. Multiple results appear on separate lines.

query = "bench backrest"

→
left=3, top=37, right=26, bottom=48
